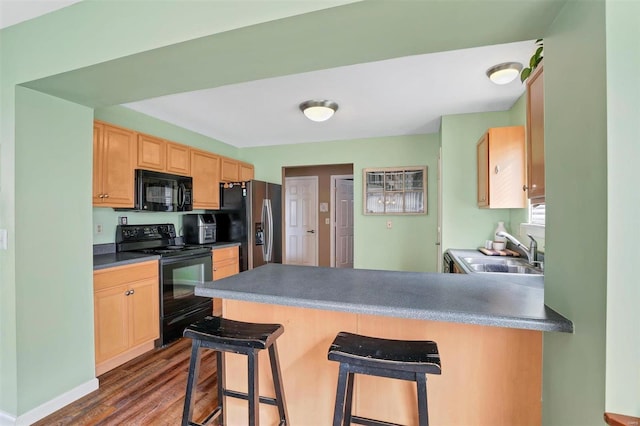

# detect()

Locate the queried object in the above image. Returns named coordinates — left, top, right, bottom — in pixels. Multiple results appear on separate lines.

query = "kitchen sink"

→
left=461, top=256, right=543, bottom=275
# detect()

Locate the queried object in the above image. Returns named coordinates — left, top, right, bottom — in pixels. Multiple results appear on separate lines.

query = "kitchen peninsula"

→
left=196, top=264, right=572, bottom=425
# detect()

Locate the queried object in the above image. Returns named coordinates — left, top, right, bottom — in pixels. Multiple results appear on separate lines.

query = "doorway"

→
left=284, top=176, right=318, bottom=266
left=282, top=164, right=354, bottom=267
left=331, top=175, right=354, bottom=268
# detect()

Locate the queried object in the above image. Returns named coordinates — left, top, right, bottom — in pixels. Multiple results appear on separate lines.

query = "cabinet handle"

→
left=213, top=268, right=217, bottom=271
left=103, top=194, right=109, bottom=198
left=98, top=194, right=104, bottom=198
left=129, top=289, right=134, bottom=295
left=125, top=290, right=131, bottom=296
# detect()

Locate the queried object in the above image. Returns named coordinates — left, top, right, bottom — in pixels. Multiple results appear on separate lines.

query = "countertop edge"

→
left=197, top=287, right=573, bottom=333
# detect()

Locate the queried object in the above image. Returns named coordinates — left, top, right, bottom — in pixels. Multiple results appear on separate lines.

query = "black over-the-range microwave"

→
left=134, top=169, right=193, bottom=212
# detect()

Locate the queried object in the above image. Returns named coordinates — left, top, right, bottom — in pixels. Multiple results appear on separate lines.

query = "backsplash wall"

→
left=92, top=208, right=208, bottom=244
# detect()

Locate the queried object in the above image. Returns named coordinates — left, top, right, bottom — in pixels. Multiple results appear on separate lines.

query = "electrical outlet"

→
left=386, top=220, right=393, bottom=229
left=325, top=218, right=330, bottom=225
left=96, top=224, right=103, bottom=234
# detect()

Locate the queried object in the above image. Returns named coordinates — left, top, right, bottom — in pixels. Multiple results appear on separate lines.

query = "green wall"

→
left=243, top=135, right=440, bottom=272
left=14, top=87, right=96, bottom=412
left=604, top=0, right=640, bottom=415
left=542, top=1, right=609, bottom=424
left=440, top=108, right=528, bottom=252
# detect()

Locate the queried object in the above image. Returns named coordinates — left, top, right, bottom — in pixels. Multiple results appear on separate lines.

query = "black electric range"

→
left=116, top=224, right=212, bottom=257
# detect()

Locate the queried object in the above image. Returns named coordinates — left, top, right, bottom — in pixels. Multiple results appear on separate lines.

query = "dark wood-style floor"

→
left=34, top=338, right=218, bottom=425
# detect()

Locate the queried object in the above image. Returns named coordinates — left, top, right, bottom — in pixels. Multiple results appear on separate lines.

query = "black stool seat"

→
left=182, top=316, right=289, bottom=426
left=328, top=331, right=441, bottom=426
left=328, top=332, right=441, bottom=375
left=183, top=316, right=284, bottom=350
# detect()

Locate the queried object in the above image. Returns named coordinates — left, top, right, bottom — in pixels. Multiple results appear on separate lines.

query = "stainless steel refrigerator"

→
left=214, top=180, right=282, bottom=271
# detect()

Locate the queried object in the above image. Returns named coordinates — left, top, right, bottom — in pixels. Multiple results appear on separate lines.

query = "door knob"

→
left=307, top=230, right=315, bottom=234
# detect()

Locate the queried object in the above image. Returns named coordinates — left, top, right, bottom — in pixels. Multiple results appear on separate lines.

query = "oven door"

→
left=160, top=252, right=212, bottom=318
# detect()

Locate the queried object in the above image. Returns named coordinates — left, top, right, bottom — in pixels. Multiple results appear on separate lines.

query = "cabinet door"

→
left=213, top=247, right=239, bottom=279
left=526, top=64, right=545, bottom=203
left=488, top=126, right=526, bottom=208
left=92, top=122, right=104, bottom=205
left=137, top=133, right=165, bottom=171
left=239, top=162, right=255, bottom=181
left=191, top=149, right=220, bottom=209
left=94, top=285, right=129, bottom=364
left=477, top=134, right=489, bottom=207
left=166, top=142, right=190, bottom=175
left=101, top=124, right=136, bottom=207
left=221, top=157, right=239, bottom=182
left=128, top=278, right=159, bottom=347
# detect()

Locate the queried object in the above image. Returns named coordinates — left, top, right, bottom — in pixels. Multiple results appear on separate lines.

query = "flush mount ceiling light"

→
left=486, top=62, right=523, bottom=85
left=299, top=100, right=339, bottom=122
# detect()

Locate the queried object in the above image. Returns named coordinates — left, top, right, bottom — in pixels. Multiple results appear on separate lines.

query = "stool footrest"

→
left=184, top=406, right=222, bottom=426
left=223, top=389, right=279, bottom=407
left=351, top=415, right=402, bottom=426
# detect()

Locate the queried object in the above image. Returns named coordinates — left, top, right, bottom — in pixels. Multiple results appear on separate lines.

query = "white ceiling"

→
left=2, top=1, right=535, bottom=149
left=0, top=0, right=82, bottom=29
left=123, top=40, right=532, bottom=148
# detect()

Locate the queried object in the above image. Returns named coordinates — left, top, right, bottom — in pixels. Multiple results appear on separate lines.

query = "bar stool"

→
left=328, top=331, right=441, bottom=426
left=182, top=316, right=289, bottom=426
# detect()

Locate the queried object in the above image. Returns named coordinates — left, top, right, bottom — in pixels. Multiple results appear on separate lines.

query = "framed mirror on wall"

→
left=363, top=166, right=427, bottom=215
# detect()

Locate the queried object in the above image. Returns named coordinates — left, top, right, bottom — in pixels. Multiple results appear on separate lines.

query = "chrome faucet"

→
left=496, top=231, right=538, bottom=264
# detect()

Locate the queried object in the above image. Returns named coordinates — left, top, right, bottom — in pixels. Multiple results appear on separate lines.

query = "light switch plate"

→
left=0, top=229, right=7, bottom=250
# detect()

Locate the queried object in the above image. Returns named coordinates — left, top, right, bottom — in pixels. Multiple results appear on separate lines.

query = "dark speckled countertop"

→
left=93, top=241, right=240, bottom=270
left=195, top=263, right=573, bottom=333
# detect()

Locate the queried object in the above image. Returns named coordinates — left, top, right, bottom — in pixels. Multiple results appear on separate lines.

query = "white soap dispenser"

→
left=494, top=221, right=507, bottom=243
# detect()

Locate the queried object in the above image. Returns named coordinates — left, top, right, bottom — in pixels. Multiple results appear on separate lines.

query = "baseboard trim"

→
left=2, top=378, right=98, bottom=425
left=0, top=410, right=16, bottom=426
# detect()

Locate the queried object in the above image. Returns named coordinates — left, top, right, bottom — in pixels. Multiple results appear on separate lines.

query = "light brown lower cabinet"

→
left=212, top=246, right=240, bottom=315
left=93, top=260, right=159, bottom=376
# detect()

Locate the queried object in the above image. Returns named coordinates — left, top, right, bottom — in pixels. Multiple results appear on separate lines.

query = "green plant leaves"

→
left=521, top=39, right=544, bottom=82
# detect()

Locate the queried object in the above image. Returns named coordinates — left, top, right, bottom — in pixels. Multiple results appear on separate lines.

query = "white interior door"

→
left=334, top=178, right=354, bottom=268
left=284, top=176, right=318, bottom=266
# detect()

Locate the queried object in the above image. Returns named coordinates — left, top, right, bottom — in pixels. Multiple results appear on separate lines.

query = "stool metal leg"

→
left=247, top=349, right=260, bottom=426
left=343, top=371, right=355, bottom=425
left=268, top=342, right=289, bottom=425
left=182, top=340, right=202, bottom=426
left=332, top=363, right=350, bottom=426
left=217, top=351, right=225, bottom=425
left=416, top=373, right=429, bottom=426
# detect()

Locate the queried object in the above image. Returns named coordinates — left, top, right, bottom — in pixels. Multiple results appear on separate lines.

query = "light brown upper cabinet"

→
left=220, top=157, right=239, bottom=182
left=191, top=149, right=220, bottom=209
left=526, top=63, right=545, bottom=203
left=239, top=161, right=255, bottom=181
left=93, top=121, right=136, bottom=208
left=221, top=158, right=255, bottom=182
left=137, top=133, right=165, bottom=171
left=477, top=126, right=526, bottom=209
left=137, top=133, right=190, bottom=176
left=166, top=142, right=190, bottom=176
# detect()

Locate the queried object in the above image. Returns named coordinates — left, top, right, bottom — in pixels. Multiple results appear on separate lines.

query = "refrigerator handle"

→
left=262, top=199, right=273, bottom=262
